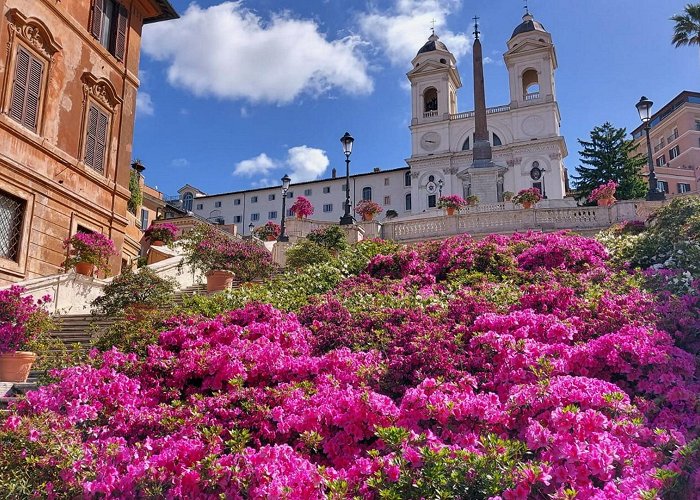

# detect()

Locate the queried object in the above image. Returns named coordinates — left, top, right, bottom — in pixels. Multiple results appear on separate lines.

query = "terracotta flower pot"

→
left=296, top=214, right=304, bottom=220
left=522, top=201, right=534, bottom=209
left=128, top=303, right=157, bottom=321
left=75, top=261, right=95, bottom=276
left=151, top=240, right=165, bottom=246
left=0, top=351, right=37, bottom=383
left=206, top=270, right=235, bottom=293
left=597, top=197, right=615, bottom=207
left=266, top=235, right=276, bottom=242
left=361, top=213, right=374, bottom=222
left=445, top=207, right=456, bottom=216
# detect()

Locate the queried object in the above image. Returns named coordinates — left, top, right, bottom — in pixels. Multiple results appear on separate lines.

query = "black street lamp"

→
left=339, top=132, right=355, bottom=225
left=278, top=174, right=291, bottom=241
left=438, top=178, right=444, bottom=197
left=635, top=96, right=665, bottom=201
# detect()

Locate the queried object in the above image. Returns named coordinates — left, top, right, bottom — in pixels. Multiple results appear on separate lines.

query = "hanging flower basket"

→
left=0, top=351, right=37, bottom=382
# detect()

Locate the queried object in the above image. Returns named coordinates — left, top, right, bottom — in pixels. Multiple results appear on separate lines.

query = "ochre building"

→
left=0, top=0, right=176, bottom=285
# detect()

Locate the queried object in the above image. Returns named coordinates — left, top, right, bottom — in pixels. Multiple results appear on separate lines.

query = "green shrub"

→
left=92, top=310, right=172, bottom=357
left=307, top=226, right=348, bottom=252
left=91, top=268, right=176, bottom=316
left=285, top=239, right=332, bottom=269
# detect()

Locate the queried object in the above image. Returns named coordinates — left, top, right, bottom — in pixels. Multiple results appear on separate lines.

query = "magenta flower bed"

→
left=2, top=232, right=699, bottom=497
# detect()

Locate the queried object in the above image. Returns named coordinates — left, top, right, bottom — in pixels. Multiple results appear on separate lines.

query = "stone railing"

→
left=381, top=201, right=644, bottom=242
left=450, top=105, right=511, bottom=121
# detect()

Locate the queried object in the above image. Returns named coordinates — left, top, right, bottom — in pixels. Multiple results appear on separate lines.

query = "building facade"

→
left=631, top=91, right=700, bottom=195
left=0, top=0, right=177, bottom=285
left=172, top=12, right=569, bottom=236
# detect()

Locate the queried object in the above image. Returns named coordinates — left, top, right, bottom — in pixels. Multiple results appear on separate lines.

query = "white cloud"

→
left=358, top=0, right=471, bottom=66
left=234, top=153, right=277, bottom=177
left=286, top=146, right=329, bottom=182
left=483, top=56, right=493, bottom=64
left=171, top=158, right=190, bottom=167
left=136, top=91, right=154, bottom=116
left=233, top=146, right=329, bottom=183
left=142, top=2, right=373, bottom=104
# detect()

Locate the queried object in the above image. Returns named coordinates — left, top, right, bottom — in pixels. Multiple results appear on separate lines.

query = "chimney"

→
left=373, top=167, right=381, bottom=173
left=332, top=168, right=337, bottom=178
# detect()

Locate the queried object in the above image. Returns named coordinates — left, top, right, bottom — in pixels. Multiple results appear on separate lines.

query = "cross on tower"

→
left=524, top=1, right=529, bottom=14
left=473, top=15, right=480, bottom=39
left=430, top=18, right=436, bottom=35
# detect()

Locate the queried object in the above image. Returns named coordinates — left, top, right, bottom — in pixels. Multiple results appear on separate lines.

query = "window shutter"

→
left=24, top=57, right=44, bottom=131
left=9, top=47, right=30, bottom=123
left=94, top=109, right=109, bottom=174
left=114, top=4, right=128, bottom=61
left=91, top=0, right=104, bottom=39
left=84, top=105, right=99, bottom=169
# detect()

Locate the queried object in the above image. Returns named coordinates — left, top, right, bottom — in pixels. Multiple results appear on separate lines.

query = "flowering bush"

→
left=181, top=223, right=275, bottom=280
left=290, top=196, right=314, bottom=218
left=3, top=231, right=699, bottom=497
left=503, top=191, right=515, bottom=201
left=91, top=268, right=176, bottom=316
left=143, top=222, right=178, bottom=244
left=253, top=221, right=281, bottom=240
left=355, top=199, right=383, bottom=218
left=588, top=179, right=618, bottom=202
left=63, top=232, right=116, bottom=273
left=512, top=187, right=542, bottom=205
left=307, top=225, right=347, bottom=252
left=465, top=194, right=479, bottom=206
left=0, top=286, right=52, bottom=353
left=437, top=194, right=466, bottom=210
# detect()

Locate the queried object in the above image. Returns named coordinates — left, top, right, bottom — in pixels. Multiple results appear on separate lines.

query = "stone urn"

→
left=0, top=351, right=37, bottom=383
left=445, top=207, right=456, bottom=216
left=75, top=261, right=95, bottom=276
left=206, top=270, right=235, bottom=293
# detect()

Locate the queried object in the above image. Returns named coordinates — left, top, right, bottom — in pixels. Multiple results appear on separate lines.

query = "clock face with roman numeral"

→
left=420, top=132, right=441, bottom=151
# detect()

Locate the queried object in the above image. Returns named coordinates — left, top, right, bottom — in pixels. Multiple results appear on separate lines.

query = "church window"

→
left=492, top=133, right=502, bottom=146
left=405, top=171, right=412, bottom=187
left=362, top=187, right=372, bottom=201
left=428, top=194, right=437, bottom=208
left=522, top=69, right=540, bottom=99
left=439, top=58, right=446, bottom=64
left=462, top=137, right=470, bottom=150
left=405, top=193, right=412, bottom=211
left=182, top=192, right=193, bottom=212
left=423, top=87, right=438, bottom=112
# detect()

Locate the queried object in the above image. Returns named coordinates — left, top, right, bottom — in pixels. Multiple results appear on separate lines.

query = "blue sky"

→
left=133, top=0, right=699, bottom=196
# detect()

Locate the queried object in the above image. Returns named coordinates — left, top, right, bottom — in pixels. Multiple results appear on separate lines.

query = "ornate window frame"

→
left=2, top=9, right=61, bottom=135
left=0, top=177, right=34, bottom=278
left=79, top=73, right=121, bottom=178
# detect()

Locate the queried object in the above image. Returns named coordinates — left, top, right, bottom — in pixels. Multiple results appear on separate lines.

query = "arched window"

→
left=405, top=171, right=412, bottom=187
left=362, top=187, right=372, bottom=201
left=182, top=192, right=193, bottom=212
left=405, top=193, right=412, bottom=211
left=492, top=133, right=502, bottom=147
left=462, top=137, right=470, bottom=150
left=423, top=87, right=438, bottom=112
left=522, top=69, right=540, bottom=99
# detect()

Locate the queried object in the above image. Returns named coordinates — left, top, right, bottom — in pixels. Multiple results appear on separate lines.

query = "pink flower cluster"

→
left=0, top=286, right=51, bottom=353
left=2, top=231, right=699, bottom=497
left=144, top=222, right=179, bottom=243
left=290, top=196, right=314, bottom=218
left=588, top=180, right=618, bottom=202
left=63, top=231, right=116, bottom=272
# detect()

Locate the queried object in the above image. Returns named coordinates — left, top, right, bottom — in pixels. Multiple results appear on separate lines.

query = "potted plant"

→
left=0, top=286, right=53, bottom=382
left=588, top=180, right=618, bottom=207
left=355, top=200, right=383, bottom=221
left=182, top=224, right=275, bottom=292
left=253, top=221, right=281, bottom=241
left=144, top=222, right=179, bottom=246
left=437, top=195, right=466, bottom=215
left=290, top=196, right=314, bottom=220
left=385, top=209, right=399, bottom=219
left=465, top=194, right=479, bottom=207
left=503, top=191, right=515, bottom=202
left=91, top=268, right=176, bottom=319
left=512, top=188, right=542, bottom=209
left=63, top=232, right=116, bottom=277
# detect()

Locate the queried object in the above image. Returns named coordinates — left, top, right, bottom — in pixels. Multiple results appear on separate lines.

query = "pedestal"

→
left=465, top=165, right=507, bottom=204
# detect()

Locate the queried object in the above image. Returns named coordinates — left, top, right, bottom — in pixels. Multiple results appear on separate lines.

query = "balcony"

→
left=423, top=110, right=439, bottom=118
left=449, top=105, right=511, bottom=121
left=524, top=92, right=540, bottom=101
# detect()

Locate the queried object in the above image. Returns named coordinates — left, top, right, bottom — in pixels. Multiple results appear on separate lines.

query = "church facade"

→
left=174, top=12, right=570, bottom=236
left=407, top=13, right=568, bottom=211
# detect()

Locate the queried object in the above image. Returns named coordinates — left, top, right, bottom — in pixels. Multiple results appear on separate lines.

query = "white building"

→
left=172, top=12, right=569, bottom=236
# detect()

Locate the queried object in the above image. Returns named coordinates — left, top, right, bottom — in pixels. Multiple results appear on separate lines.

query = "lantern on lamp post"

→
left=635, top=96, right=665, bottom=201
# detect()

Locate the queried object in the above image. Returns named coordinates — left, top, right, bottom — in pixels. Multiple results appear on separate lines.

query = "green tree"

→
left=572, top=122, right=647, bottom=202
left=671, top=3, right=700, bottom=48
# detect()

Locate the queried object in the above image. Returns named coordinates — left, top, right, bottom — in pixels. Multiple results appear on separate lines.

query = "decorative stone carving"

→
left=6, top=9, right=61, bottom=59
left=81, top=73, right=122, bottom=111
left=549, top=153, right=562, bottom=160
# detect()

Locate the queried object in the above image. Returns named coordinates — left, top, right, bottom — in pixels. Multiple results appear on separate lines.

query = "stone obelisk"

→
left=471, top=20, right=493, bottom=169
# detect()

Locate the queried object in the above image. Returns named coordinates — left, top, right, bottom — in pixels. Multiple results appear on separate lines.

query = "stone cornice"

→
left=6, top=8, right=62, bottom=59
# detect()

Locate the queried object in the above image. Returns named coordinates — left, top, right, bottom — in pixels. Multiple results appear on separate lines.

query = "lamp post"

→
left=339, top=132, right=355, bottom=225
left=437, top=178, right=444, bottom=197
left=635, top=96, right=665, bottom=201
left=248, top=222, right=254, bottom=237
left=278, top=174, right=291, bottom=242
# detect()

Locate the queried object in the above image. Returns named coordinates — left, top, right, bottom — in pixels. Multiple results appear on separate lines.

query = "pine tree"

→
left=572, top=122, right=647, bottom=202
